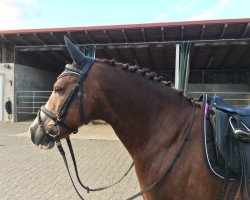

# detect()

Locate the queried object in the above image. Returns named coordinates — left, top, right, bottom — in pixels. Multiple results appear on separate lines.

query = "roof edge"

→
left=0, top=18, right=250, bottom=35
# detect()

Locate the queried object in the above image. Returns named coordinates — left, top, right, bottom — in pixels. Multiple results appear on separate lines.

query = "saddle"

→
left=205, top=95, right=250, bottom=198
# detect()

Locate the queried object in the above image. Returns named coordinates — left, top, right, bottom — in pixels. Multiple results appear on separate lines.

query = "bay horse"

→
left=29, top=36, right=241, bottom=200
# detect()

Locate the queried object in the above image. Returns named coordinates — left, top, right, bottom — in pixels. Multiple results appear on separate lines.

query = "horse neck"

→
left=86, top=62, right=192, bottom=157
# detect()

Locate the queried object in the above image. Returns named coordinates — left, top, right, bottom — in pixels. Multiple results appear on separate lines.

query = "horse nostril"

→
left=47, top=125, right=58, bottom=136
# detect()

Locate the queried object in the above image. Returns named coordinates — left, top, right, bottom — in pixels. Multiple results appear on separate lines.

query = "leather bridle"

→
left=38, top=57, right=95, bottom=138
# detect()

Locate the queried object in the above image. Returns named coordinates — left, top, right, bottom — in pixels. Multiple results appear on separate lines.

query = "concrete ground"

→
left=0, top=122, right=142, bottom=200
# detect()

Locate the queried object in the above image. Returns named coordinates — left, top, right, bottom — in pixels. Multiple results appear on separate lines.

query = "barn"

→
left=0, top=18, right=250, bottom=122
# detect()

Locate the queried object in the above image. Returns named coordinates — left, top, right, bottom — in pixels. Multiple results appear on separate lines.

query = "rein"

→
left=56, top=138, right=135, bottom=200
left=55, top=101, right=196, bottom=200
left=127, top=101, right=196, bottom=199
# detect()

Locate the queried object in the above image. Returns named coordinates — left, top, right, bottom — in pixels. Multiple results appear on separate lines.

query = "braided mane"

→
left=96, top=58, right=192, bottom=100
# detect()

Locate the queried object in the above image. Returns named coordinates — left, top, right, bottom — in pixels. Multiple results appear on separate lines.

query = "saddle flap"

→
left=208, top=95, right=250, bottom=177
left=209, top=109, right=241, bottom=174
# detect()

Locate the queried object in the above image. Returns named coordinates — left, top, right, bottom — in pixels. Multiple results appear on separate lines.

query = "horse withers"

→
left=29, top=36, right=242, bottom=199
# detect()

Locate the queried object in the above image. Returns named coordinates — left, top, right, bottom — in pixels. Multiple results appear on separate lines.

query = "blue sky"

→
left=0, top=0, right=249, bottom=30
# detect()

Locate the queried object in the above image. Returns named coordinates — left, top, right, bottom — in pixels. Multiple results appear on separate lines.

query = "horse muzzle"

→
left=29, top=119, right=56, bottom=150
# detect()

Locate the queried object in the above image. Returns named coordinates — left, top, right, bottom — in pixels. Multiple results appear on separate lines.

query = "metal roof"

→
left=1, top=18, right=250, bottom=83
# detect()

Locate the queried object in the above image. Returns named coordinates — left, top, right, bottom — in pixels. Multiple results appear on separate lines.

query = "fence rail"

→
left=187, top=91, right=250, bottom=106
left=16, top=90, right=250, bottom=115
left=16, top=91, right=51, bottom=114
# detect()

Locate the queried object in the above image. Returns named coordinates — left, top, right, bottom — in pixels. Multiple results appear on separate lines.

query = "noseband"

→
left=38, top=57, right=95, bottom=138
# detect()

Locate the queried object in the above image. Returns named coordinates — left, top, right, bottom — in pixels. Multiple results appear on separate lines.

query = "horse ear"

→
left=64, top=36, right=86, bottom=69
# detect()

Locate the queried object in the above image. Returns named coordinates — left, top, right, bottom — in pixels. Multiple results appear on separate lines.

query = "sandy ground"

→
left=3, top=120, right=119, bottom=140
left=0, top=121, right=141, bottom=200
left=73, top=122, right=119, bottom=140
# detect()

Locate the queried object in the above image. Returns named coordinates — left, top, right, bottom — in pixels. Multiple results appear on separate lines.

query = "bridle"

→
left=38, top=57, right=95, bottom=137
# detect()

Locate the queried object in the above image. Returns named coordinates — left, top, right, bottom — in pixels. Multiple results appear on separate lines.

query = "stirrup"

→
left=229, top=117, right=250, bottom=142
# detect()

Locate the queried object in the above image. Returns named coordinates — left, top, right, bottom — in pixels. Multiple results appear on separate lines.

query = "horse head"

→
left=30, top=36, right=98, bottom=149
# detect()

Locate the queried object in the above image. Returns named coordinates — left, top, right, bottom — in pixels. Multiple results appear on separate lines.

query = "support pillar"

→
left=175, top=44, right=180, bottom=89
left=174, top=42, right=191, bottom=94
left=80, top=45, right=96, bottom=58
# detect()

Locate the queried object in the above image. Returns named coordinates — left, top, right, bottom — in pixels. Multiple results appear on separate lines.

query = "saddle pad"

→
left=201, top=94, right=238, bottom=179
left=209, top=108, right=241, bottom=174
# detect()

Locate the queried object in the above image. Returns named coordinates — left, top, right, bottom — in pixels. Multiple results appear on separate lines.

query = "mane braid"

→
left=96, top=59, right=192, bottom=101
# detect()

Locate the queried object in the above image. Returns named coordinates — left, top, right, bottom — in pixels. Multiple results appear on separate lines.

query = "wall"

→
left=15, top=64, right=57, bottom=121
left=186, top=83, right=250, bottom=105
left=187, top=84, right=248, bottom=93
left=0, top=63, right=15, bottom=122
left=15, top=64, right=57, bottom=91
left=0, top=43, right=14, bottom=63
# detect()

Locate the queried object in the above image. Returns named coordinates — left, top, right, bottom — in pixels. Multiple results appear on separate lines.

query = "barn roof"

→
left=1, top=18, right=250, bottom=81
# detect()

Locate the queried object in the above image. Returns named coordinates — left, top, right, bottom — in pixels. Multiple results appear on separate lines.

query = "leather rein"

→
left=37, top=57, right=196, bottom=199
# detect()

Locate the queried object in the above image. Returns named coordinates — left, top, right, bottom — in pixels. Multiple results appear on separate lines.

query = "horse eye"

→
left=54, top=87, right=64, bottom=94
